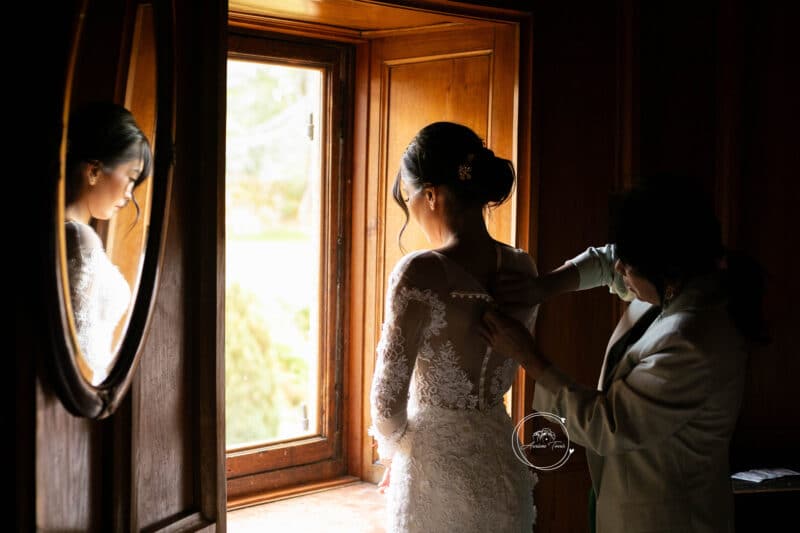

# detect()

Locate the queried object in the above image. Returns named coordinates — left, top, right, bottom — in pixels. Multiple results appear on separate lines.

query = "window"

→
left=223, top=18, right=527, bottom=505
left=225, top=33, right=353, bottom=500
left=226, top=60, right=322, bottom=448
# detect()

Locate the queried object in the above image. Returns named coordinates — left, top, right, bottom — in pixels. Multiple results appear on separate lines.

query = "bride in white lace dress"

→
left=369, top=122, right=538, bottom=532
left=64, top=102, right=152, bottom=385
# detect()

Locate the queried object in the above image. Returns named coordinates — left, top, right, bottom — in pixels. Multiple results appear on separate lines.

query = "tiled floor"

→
left=228, top=481, right=387, bottom=532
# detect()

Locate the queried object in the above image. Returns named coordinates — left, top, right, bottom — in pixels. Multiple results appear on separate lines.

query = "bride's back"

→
left=388, top=243, right=538, bottom=413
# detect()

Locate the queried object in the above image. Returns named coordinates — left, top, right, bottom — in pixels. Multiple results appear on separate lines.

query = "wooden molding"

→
left=360, top=21, right=474, bottom=38
left=227, top=475, right=360, bottom=510
left=140, top=512, right=211, bottom=533
left=229, top=10, right=367, bottom=43
left=367, top=0, right=531, bottom=20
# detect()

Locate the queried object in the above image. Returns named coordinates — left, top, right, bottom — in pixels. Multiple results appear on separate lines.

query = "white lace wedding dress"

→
left=369, top=244, right=539, bottom=533
left=66, top=220, right=131, bottom=385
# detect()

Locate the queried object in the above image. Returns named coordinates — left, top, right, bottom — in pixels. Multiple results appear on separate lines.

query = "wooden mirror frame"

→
left=47, top=0, right=175, bottom=419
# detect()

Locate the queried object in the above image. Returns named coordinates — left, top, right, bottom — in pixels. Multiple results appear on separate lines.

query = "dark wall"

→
left=639, top=1, right=718, bottom=182
left=722, top=1, right=799, bottom=528
left=16, top=1, right=88, bottom=529
left=529, top=1, right=623, bottom=530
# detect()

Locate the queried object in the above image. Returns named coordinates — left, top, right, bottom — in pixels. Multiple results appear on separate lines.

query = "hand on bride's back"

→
left=489, top=271, right=546, bottom=312
left=479, top=309, right=536, bottom=365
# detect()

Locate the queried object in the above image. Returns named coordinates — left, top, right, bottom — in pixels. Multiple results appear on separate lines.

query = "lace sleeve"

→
left=368, top=254, right=440, bottom=462
left=66, top=222, right=104, bottom=333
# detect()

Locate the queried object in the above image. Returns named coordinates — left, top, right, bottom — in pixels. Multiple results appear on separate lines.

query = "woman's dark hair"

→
left=611, top=175, right=768, bottom=343
left=66, top=102, right=153, bottom=222
left=392, top=122, right=515, bottom=245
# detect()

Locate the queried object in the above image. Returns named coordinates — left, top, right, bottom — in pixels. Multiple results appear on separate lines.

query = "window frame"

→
left=225, top=30, right=354, bottom=501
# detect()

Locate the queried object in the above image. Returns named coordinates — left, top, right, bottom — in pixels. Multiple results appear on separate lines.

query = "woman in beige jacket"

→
left=482, top=178, right=767, bottom=532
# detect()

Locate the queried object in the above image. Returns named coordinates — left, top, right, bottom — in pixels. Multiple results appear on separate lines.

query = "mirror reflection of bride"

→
left=64, top=102, right=152, bottom=385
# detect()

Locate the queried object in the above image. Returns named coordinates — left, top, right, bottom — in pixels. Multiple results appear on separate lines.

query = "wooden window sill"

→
left=227, top=480, right=386, bottom=532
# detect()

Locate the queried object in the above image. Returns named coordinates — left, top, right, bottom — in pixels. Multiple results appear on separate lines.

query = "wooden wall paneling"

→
left=614, top=0, right=638, bottom=192
left=728, top=0, right=800, bottom=473
left=138, top=0, right=228, bottom=530
left=639, top=0, right=717, bottom=186
left=347, top=41, right=371, bottom=481
left=516, top=14, right=534, bottom=253
left=131, top=193, right=193, bottom=533
left=361, top=34, right=385, bottom=485
left=528, top=1, right=623, bottom=531
left=724, top=0, right=796, bottom=526
left=532, top=462, right=592, bottom=533
left=36, top=389, right=104, bottom=530
left=486, top=23, right=518, bottom=248
left=713, top=0, right=744, bottom=248
left=198, top=0, right=229, bottom=525
left=510, top=14, right=534, bottom=423
left=131, top=0, right=193, bottom=526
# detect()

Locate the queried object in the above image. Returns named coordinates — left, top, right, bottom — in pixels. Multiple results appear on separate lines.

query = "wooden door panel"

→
left=383, top=54, right=493, bottom=261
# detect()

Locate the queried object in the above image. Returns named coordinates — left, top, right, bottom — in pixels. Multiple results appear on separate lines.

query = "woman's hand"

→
left=489, top=263, right=580, bottom=311
left=377, top=460, right=392, bottom=494
left=480, top=309, right=551, bottom=379
left=490, top=272, right=547, bottom=310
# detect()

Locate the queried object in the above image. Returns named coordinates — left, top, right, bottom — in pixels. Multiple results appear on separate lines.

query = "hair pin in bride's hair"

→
left=458, top=153, right=475, bottom=181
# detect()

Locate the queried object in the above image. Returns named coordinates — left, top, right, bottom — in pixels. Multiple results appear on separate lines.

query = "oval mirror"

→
left=49, top=0, right=174, bottom=418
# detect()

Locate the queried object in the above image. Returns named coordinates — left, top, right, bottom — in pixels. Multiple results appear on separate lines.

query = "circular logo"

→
left=511, top=411, right=574, bottom=470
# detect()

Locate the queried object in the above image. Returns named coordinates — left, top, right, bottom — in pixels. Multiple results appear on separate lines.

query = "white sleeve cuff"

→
left=568, top=244, right=635, bottom=301
left=368, top=422, right=409, bottom=463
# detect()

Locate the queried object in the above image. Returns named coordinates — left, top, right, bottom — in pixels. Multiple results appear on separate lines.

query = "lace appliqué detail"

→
left=370, top=286, right=447, bottom=449
left=489, top=358, right=518, bottom=407
left=373, top=323, right=409, bottom=420
left=385, top=404, right=537, bottom=532
left=416, top=341, right=478, bottom=410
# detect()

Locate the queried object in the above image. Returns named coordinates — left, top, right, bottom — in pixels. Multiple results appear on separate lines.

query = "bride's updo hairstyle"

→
left=393, top=121, right=515, bottom=243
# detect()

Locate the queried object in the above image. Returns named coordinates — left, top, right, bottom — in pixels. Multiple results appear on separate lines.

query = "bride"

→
left=369, top=122, right=538, bottom=532
left=64, top=102, right=152, bottom=385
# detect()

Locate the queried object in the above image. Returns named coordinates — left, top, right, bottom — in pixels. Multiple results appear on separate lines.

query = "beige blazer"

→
left=533, top=246, right=747, bottom=533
